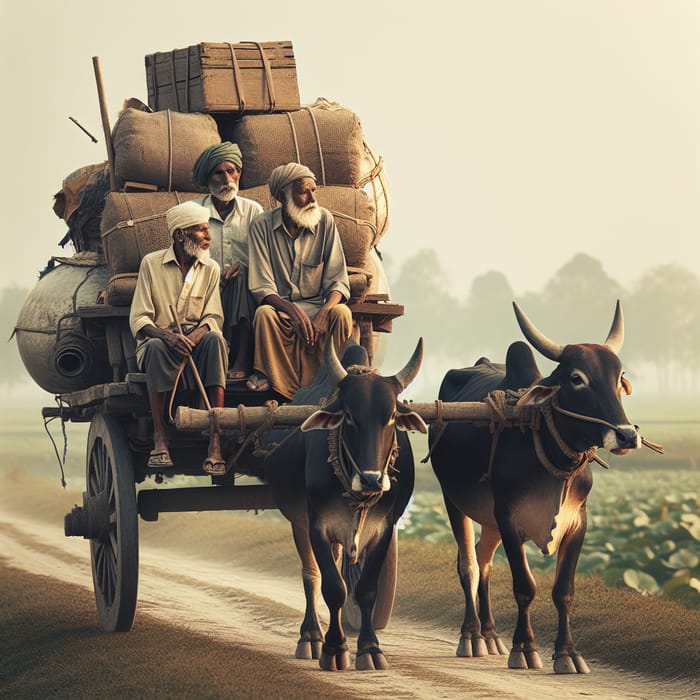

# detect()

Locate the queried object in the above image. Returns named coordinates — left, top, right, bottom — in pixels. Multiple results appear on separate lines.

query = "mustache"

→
left=211, top=182, right=238, bottom=201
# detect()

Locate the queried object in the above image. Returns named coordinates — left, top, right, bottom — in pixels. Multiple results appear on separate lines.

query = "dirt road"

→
left=1, top=507, right=696, bottom=700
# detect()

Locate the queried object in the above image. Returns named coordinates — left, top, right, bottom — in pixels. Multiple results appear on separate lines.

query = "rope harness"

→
left=424, top=389, right=654, bottom=482
left=326, top=418, right=400, bottom=509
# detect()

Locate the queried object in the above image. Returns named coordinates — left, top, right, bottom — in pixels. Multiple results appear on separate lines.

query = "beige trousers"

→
left=252, top=304, right=353, bottom=399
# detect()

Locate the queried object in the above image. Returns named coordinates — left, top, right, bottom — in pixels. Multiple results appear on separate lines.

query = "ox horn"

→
left=325, top=338, right=348, bottom=385
left=392, top=338, right=424, bottom=391
left=604, top=300, right=625, bottom=354
left=512, top=302, right=564, bottom=362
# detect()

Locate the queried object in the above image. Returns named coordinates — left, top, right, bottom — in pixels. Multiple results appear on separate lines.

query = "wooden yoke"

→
left=175, top=400, right=502, bottom=433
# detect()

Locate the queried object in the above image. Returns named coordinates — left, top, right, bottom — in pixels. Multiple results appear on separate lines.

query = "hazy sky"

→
left=2, top=0, right=698, bottom=297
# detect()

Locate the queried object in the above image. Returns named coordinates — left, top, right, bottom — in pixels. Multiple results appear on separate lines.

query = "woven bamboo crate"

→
left=145, top=41, right=301, bottom=114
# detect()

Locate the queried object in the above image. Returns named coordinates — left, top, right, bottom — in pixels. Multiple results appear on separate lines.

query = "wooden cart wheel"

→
left=86, top=413, right=139, bottom=632
left=341, top=525, right=398, bottom=632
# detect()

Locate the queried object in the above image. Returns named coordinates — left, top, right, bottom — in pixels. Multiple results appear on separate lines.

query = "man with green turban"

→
left=192, top=142, right=263, bottom=382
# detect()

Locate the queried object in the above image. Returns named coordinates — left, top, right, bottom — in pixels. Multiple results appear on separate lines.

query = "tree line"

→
left=381, top=250, right=700, bottom=397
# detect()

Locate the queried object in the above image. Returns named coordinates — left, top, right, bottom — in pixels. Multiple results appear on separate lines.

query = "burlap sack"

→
left=232, top=99, right=389, bottom=241
left=101, top=192, right=202, bottom=276
left=111, top=108, right=220, bottom=191
left=240, top=184, right=376, bottom=269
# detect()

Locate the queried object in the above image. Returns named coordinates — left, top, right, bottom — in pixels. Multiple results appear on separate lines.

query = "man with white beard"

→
left=129, top=201, right=227, bottom=472
left=247, top=162, right=352, bottom=398
left=192, top=142, right=263, bottom=382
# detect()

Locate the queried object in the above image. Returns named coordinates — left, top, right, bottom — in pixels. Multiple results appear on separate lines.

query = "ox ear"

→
left=621, top=375, right=633, bottom=396
left=396, top=410, right=428, bottom=434
left=516, top=384, right=560, bottom=406
left=301, top=408, right=344, bottom=432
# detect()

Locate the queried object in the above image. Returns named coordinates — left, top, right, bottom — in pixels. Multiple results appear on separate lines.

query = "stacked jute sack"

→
left=58, top=41, right=392, bottom=310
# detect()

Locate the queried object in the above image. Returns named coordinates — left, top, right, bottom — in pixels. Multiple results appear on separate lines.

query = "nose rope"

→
left=551, top=401, right=664, bottom=454
left=328, top=418, right=398, bottom=508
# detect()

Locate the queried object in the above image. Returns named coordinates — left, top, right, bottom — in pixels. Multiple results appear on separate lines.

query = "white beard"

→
left=183, top=234, right=209, bottom=260
left=285, top=199, right=322, bottom=229
left=209, top=182, right=238, bottom=202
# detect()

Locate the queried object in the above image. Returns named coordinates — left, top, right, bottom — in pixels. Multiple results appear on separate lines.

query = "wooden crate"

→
left=145, top=41, right=301, bottom=114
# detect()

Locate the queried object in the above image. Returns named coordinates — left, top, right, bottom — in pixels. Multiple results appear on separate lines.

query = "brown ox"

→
left=429, top=302, right=640, bottom=673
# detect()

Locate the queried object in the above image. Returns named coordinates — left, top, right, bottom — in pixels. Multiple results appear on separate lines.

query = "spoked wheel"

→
left=86, top=413, right=139, bottom=632
left=341, top=525, right=398, bottom=632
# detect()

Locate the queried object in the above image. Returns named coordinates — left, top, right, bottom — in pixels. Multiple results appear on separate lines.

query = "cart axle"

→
left=137, top=484, right=278, bottom=521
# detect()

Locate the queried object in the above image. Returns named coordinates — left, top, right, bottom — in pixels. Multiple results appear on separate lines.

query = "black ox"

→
left=429, top=302, right=640, bottom=674
left=264, top=338, right=426, bottom=671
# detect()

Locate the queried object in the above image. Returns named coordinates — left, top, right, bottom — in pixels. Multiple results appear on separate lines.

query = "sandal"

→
left=226, top=369, right=248, bottom=382
left=148, top=449, right=174, bottom=469
left=246, top=373, right=270, bottom=392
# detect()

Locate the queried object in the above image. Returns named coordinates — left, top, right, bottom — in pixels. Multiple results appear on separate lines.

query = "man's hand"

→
left=145, top=326, right=207, bottom=359
left=310, top=292, right=344, bottom=345
left=311, top=306, right=331, bottom=339
left=184, top=325, right=208, bottom=348
left=286, top=302, right=316, bottom=345
left=222, top=261, right=242, bottom=281
left=161, top=328, right=194, bottom=359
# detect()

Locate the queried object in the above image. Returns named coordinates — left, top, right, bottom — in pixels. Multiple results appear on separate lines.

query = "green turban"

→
left=193, top=142, right=243, bottom=186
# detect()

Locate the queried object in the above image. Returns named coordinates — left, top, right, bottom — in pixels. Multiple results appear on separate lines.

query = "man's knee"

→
left=329, top=304, right=353, bottom=334
left=254, top=305, right=278, bottom=323
left=198, top=330, right=228, bottom=361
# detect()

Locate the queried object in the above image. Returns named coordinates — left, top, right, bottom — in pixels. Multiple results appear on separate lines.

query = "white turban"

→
left=165, top=201, right=210, bottom=236
left=269, top=162, right=316, bottom=202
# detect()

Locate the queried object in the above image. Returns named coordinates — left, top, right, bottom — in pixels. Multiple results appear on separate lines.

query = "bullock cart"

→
left=42, top=296, right=415, bottom=633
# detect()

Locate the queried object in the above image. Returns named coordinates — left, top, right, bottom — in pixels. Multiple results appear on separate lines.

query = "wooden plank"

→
left=349, top=302, right=404, bottom=317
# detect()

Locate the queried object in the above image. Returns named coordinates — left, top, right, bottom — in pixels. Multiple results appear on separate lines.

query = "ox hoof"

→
left=485, top=635, right=508, bottom=656
left=356, top=646, right=389, bottom=671
left=457, top=635, right=488, bottom=658
left=553, top=651, right=590, bottom=674
left=319, top=640, right=351, bottom=671
left=508, top=647, right=543, bottom=670
left=295, top=639, right=322, bottom=660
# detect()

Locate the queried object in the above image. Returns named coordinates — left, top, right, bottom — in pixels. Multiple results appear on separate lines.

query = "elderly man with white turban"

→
left=192, top=142, right=263, bottom=382
left=129, top=200, right=228, bottom=471
left=247, top=162, right=352, bottom=398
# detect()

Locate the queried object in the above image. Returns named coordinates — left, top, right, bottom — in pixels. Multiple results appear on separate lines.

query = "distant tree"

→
left=534, top=253, right=626, bottom=343
left=0, top=286, right=31, bottom=390
left=383, top=248, right=460, bottom=380
left=461, top=271, right=516, bottom=360
left=626, top=264, right=700, bottom=392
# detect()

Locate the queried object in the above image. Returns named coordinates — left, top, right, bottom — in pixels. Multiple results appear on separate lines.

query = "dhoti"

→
left=252, top=304, right=353, bottom=399
left=137, top=331, right=228, bottom=394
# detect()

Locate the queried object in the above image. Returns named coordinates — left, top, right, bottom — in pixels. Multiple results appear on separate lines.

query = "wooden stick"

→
left=175, top=401, right=498, bottom=433
left=169, top=305, right=212, bottom=411
left=92, top=56, right=117, bottom=191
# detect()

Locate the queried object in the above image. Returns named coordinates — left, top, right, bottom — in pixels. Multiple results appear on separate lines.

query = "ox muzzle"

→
left=352, top=470, right=391, bottom=496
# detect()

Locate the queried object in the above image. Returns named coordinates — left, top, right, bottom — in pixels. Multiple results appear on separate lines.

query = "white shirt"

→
left=195, top=194, right=263, bottom=269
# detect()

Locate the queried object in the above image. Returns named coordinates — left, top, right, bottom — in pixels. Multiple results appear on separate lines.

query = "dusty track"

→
left=2, top=508, right=696, bottom=700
